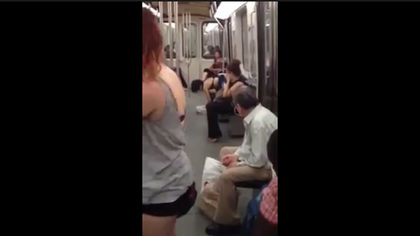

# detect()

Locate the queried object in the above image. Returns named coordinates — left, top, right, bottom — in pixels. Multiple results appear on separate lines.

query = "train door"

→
left=201, top=21, right=225, bottom=77
left=229, top=3, right=258, bottom=91
left=257, top=1, right=278, bottom=115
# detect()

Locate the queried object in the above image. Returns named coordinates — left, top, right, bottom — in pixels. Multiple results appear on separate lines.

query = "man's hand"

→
left=221, top=154, right=239, bottom=167
left=226, top=161, right=238, bottom=169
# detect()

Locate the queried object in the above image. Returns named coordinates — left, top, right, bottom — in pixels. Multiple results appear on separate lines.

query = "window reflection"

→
left=202, top=22, right=223, bottom=59
left=183, top=24, right=197, bottom=58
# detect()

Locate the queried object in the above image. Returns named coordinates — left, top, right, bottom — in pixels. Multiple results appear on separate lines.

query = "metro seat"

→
left=235, top=180, right=270, bottom=189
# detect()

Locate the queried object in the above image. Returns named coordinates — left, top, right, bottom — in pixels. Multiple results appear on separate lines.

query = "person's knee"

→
left=142, top=214, right=176, bottom=236
left=219, top=171, right=234, bottom=183
left=206, top=102, right=215, bottom=111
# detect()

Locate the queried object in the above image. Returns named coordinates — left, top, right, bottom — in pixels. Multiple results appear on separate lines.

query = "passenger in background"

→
left=198, top=87, right=278, bottom=235
left=252, top=129, right=278, bottom=236
left=206, top=59, right=246, bottom=142
left=142, top=8, right=196, bottom=236
left=201, top=49, right=224, bottom=81
left=198, top=49, right=226, bottom=105
left=203, top=45, right=215, bottom=58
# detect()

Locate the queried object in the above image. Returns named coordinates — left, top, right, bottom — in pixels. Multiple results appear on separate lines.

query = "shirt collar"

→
left=244, top=103, right=262, bottom=125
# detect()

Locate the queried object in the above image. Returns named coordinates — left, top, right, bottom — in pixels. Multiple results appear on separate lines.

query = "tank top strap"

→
left=157, top=77, right=185, bottom=122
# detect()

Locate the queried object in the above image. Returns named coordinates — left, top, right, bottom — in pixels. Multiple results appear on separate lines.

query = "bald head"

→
left=233, top=86, right=258, bottom=110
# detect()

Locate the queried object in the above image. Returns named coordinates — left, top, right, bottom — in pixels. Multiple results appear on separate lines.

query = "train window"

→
left=202, top=22, right=223, bottom=59
left=182, top=23, right=197, bottom=58
left=162, top=22, right=177, bottom=58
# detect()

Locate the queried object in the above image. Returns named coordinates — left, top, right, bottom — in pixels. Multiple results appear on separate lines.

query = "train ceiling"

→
left=148, top=1, right=212, bottom=18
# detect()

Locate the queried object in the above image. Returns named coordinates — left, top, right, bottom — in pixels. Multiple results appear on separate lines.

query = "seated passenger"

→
left=192, top=74, right=228, bottom=114
left=201, top=49, right=224, bottom=82
left=206, top=59, right=246, bottom=142
left=197, top=87, right=278, bottom=235
left=252, top=129, right=278, bottom=236
left=200, top=49, right=225, bottom=103
left=203, top=45, right=215, bottom=59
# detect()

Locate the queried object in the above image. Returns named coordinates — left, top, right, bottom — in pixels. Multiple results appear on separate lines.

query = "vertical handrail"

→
left=187, top=12, right=191, bottom=97
left=223, top=20, right=228, bottom=72
left=175, top=2, right=179, bottom=76
left=168, top=2, right=173, bottom=66
left=158, top=2, right=163, bottom=32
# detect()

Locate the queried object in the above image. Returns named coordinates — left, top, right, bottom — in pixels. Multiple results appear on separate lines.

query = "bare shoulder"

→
left=142, top=80, right=165, bottom=118
left=160, top=64, right=178, bottom=80
left=230, top=81, right=245, bottom=92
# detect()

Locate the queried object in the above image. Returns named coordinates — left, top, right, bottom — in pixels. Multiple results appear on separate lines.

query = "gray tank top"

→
left=142, top=78, right=193, bottom=204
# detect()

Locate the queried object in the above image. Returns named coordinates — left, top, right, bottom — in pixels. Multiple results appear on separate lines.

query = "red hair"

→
left=142, top=8, right=162, bottom=80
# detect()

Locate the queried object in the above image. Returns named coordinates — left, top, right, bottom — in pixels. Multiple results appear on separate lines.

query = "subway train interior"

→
left=143, top=1, right=278, bottom=235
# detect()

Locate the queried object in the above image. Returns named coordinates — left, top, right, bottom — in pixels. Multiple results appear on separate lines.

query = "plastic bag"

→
left=200, top=157, right=226, bottom=192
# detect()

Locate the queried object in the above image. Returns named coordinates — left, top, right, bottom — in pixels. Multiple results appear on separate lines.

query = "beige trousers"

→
left=197, top=146, right=272, bottom=225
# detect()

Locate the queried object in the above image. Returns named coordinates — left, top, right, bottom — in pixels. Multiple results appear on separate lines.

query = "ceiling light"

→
left=214, top=2, right=246, bottom=20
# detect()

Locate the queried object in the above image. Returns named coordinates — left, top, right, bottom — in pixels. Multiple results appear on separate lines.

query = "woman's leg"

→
left=201, top=71, right=208, bottom=81
left=142, top=214, right=176, bottom=236
left=206, top=102, right=223, bottom=140
left=203, top=78, right=213, bottom=103
left=212, top=77, right=219, bottom=90
left=206, top=101, right=234, bottom=140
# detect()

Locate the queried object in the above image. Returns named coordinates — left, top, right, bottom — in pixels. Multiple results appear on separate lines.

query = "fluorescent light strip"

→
left=214, top=2, right=246, bottom=20
left=164, top=22, right=176, bottom=29
left=142, top=2, right=160, bottom=18
left=205, top=23, right=218, bottom=32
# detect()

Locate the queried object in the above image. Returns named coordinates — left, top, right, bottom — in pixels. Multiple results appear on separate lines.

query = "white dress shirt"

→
left=234, top=104, right=278, bottom=169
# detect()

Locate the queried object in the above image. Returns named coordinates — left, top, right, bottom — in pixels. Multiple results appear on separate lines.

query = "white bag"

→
left=200, top=157, right=226, bottom=192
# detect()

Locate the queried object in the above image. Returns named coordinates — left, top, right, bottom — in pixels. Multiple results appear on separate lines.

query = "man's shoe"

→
left=205, top=223, right=240, bottom=235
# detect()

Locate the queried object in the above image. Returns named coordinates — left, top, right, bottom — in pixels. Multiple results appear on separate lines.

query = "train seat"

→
left=235, top=180, right=269, bottom=189
left=227, top=115, right=245, bottom=137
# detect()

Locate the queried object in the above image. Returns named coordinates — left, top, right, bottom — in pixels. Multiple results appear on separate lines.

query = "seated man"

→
left=197, top=86, right=278, bottom=235
left=252, top=129, right=278, bottom=236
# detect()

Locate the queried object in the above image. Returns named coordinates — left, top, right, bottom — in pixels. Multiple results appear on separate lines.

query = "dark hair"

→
left=267, top=129, right=278, bottom=174
left=227, top=59, right=241, bottom=77
left=142, top=8, right=162, bottom=80
left=191, top=80, right=203, bottom=92
left=234, top=86, right=259, bottom=109
left=214, top=49, right=222, bottom=63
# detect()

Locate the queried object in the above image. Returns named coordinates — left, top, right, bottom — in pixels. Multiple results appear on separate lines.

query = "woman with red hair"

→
left=142, top=8, right=196, bottom=236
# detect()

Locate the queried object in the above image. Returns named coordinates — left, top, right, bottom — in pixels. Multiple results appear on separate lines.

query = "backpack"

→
left=191, top=80, right=203, bottom=93
left=241, top=185, right=267, bottom=236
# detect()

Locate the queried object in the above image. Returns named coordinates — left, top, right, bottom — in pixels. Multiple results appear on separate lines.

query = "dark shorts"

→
left=204, top=68, right=217, bottom=78
left=142, top=183, right=197, bottom=218
left=217, top=74, right=226, bottom=89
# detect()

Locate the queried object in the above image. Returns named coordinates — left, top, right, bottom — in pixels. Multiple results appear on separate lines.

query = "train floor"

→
left=176, top=90, right=254, bottom=236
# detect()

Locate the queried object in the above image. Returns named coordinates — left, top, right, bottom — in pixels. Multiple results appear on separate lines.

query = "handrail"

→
left=168, top=2, right=173, bottom=66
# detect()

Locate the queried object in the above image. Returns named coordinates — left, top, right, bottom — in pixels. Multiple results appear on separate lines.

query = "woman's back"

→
left=142, top=78, right=193, bottom=204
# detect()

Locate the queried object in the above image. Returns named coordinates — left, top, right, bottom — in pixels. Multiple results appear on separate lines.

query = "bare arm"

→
left=222, top=81, right=243, bottom=98
left=142, top=81, right=164, bottom=119
left=159, top=64, right=187, bottom=126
